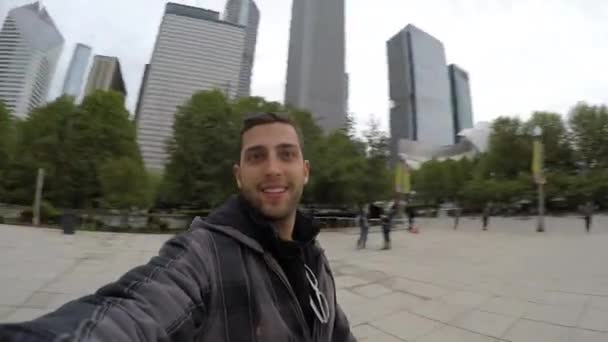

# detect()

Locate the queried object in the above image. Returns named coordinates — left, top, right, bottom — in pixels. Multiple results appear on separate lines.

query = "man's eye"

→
left=280, top=150, right=296, bottom=160
left=248, top=152, right=264, bottom=162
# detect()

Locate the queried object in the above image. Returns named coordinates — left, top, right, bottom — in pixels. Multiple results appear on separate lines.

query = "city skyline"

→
left=223, top=0, right=260, bottom=98
left=0, top=2, right=64, bottom=119
left=388, top=24, right=455, bottom=150
left=284, top=0, right=347, bottom=132
left=136, top=2, right=247, bottom=169
left=84, top=55, right=127, bottom=98
left=10, top=0, right=608, bottom=134
left=62, top=43, right=92, bottom=100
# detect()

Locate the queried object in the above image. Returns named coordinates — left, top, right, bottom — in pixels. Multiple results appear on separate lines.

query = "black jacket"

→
left=0, top=196, right=356, bottom=341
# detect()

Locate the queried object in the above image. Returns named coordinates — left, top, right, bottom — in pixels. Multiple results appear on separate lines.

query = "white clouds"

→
left=42, top=0, right=608, bottom=132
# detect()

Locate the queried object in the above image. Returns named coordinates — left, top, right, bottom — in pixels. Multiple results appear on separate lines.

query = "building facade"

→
left=285, top=0, right=347, bottom=132
left=0, top=2, right=63, bottom=118
left=387, top=24, right=454, bottom=160
left=84, top=55, right=127, bottom=97
left=449, top=64, right=473, bottom=142
left=136, top=3, right=245, bottom=170
left=62, top=43, right=92, bottom=100
left=223, top=0, right=259, bottom=98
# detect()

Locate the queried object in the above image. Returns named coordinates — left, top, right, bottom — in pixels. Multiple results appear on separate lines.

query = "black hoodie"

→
left=205, top=195, right=321, bottom=332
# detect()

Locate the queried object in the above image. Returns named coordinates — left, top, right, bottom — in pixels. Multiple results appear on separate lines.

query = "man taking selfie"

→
left=0, top=112, right=356, bottom=342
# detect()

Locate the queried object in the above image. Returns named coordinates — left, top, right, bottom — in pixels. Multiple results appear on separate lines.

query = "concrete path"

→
left=1, top=215, right=608, bottom=341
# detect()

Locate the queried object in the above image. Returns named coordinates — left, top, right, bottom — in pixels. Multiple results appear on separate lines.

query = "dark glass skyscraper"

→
left=449, top=64, right=474, bottom=142
left=285, top=0, right=347, bottom=132
left=223, top=0, right=259, bottom=98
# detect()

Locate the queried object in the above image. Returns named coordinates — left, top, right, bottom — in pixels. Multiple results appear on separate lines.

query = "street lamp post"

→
left=533, top=126, right=545, bottom=232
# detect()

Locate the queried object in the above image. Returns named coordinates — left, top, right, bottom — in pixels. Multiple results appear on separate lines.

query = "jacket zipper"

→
left=264, top=254, right=314, bottom=342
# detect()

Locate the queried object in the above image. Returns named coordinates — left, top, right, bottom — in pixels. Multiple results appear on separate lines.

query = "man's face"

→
left=234, top=122, right=310, bottom=221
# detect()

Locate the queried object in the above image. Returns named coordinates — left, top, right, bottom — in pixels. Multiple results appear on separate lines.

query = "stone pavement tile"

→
left=371, top=310, right=443, bottom=341
left=336, top=288, right=368, bottom=305
left=417, top=325, right=498, bottom=342
left=578, top=308, right=608, bottom=332
left=523, top=302, right=582, bottom=327
left=334, top=275, right=369, bottom=289
left=354, top=270, right=392, bottom=283
left=480, top=296, right=533, bottom=317
left=408, top=299, right=470, bottom=323
left=351, top=323, right=402, bottom=341
left=21, top=291, right=63, bottom=309
left=0, top=306, right=15, bottom=320
left=588, top=296, right=608, bottom=312
left=568, top=329, right=608, bottom=342
left=504, top=319, right=572, bottom=342
left=351, top=284, right=393, bottom=299
left=382, top=277, right=449, bottom=300
left=0, top=289, right=34, bottom=307
left=3, top=308, right=48, bottom=323
left=451, top=309, right=517, bottom=338
left=538, top=291, right=589, bottom=308
left=374, top=291, right=428, bottom=312
left=441, top=290, right=492, bottom=308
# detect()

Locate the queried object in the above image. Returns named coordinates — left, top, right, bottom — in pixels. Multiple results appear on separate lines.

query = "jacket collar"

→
left=197, top=195, right=321, bottom=255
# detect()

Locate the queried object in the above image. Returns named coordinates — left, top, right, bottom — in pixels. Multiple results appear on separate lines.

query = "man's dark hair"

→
left=239, top=112, right=305, bottom=156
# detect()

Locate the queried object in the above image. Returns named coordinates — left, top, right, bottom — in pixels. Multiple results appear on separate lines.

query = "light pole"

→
left=532, top=126, right=545, bottom=232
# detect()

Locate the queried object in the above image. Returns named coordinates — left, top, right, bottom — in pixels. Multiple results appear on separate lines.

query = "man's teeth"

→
left=263, top=188, right=286, bottom=193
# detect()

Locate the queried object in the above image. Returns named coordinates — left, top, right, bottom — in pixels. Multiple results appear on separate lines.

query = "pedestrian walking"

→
left=582, top=201, right=594, bottom=233
left=382, top=202, right=397, bottom=250
left=406, top=205, right=416, bottom=231
left=357, top=203, right=369, bottom=249
left=453, top=206, right=462, bottom=230
left=482, top=203, right=491, bottom=231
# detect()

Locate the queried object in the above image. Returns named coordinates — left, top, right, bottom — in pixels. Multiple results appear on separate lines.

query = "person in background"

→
left=482, top=203, right=491, bottom=231
left=406, top=204, right=416, bottom=231
left=382, top=202, right=397, bottom=250
left=582, top=201, right=594, bottom=233
left=453, top=205, right=462, bottom=230
left=356, top=203, right=369, bottom=249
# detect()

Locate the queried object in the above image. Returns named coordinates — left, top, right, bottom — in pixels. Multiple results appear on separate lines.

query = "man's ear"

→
left=304, top=160, right=310, bottom=185
left=233, top=164, right=242, bottom=189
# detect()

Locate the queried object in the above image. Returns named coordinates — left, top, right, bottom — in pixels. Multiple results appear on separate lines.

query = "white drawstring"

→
left=304, top=264, right=330, bottom=324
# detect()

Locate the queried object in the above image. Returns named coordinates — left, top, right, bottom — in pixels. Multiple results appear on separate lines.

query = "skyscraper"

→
left=387, top=24, right=454, bottom=160
left=136, top=3, right=246, bottom=170
left=84, top=55, right=127, bottom=98
left=62, top=43, right=92, bottom=100
left=449, top=64, right=474, bottom=142
left=285, top=0, right=347, bottom=132
left=0, top=2, right=64, bottom=118
left=223, top=0, right=259, bottom=98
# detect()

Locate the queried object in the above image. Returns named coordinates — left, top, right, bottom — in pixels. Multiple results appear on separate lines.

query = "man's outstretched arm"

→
left=0, top=228, right=214, bottom=342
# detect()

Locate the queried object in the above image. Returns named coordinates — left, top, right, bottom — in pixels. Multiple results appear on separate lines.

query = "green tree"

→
left=162, top=90, right=238, bottom=208
left=568, top=102, right=608, bottom=169
left=524, top=111, right=573, bottom=171
left=7, top=91, right=144, bottom=208
left=98, top=157, right=151, bottom=209
left=311, top=131, right=367, bottom=205
left=360, top=116, right=392, bottom=203
left=484, top=117, right=530, bottom=178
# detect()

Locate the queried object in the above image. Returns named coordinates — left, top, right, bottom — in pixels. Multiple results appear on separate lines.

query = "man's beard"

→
left=240, top=185, right=303, bottom=221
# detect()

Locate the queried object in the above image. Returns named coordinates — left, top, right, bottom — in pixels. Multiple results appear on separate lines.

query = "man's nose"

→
left=264, top=153, right=283, bottom=176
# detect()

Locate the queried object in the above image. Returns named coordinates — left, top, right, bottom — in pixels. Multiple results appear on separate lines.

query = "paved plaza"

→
left=1, top=215, right=608, bottom=341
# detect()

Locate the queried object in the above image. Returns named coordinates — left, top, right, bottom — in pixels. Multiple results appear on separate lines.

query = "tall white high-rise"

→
left=285, top=0, right=347, bottom=132
left=223, top=0, right=259, bottom=98
left=0, top=2, right=64, bottom=118
left=136, top=3, right=245, bottom=170
left=62, top=43, right=92, bottom=100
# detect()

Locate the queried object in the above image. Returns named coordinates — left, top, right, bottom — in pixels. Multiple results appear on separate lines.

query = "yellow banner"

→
left=395, top=161, right=411, bottom=194
left=532, top=140, right=542, bottom=176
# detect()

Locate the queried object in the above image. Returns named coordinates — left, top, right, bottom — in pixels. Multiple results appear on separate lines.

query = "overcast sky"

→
left=42, top=0, right=608, bottom=132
